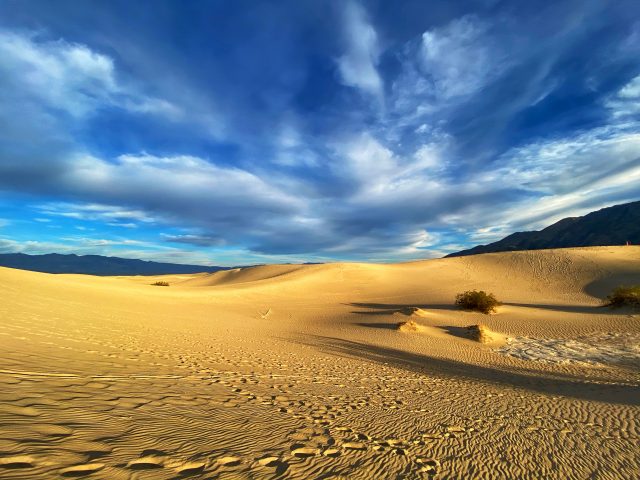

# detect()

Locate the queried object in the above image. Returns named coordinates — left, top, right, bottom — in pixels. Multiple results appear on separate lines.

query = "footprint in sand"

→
left=291, top=447, right=320, bottom=458
left=257, top=456, right=280, bottom=467
left=217, top=456, right=242, bottom=467
left=342, top=442, right=367, bottom=451
left=173, top=461, right=206, bottom=475
left=323, top=448, right=341, bottom=457
left=0, top=455, right=35, bottom=469
left=335, top=427, right=352, bottom=433
left=59, top=463, right=105, bottom=477
left=416, top=458, right=440, bottom=475
left=446, top=425, right=466, bottom=433
left=127, top=456, right=164, bottom=469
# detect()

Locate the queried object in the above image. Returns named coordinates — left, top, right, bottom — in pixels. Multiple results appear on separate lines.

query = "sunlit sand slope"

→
left=0, top=247, right=638, bottom=479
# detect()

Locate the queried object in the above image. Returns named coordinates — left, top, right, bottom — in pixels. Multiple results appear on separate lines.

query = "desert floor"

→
left=0, top=246, right=639, bottom=479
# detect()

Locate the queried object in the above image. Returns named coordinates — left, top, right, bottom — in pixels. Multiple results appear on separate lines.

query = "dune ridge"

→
left=0, top=246, right=638, bottom=479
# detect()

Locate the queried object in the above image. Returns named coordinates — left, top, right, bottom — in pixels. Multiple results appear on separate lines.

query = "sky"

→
left=0, top=0, right=639, bottom=266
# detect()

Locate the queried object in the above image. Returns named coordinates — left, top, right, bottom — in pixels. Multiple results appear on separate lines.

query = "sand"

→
left=0, top=246, right=638, bottom=479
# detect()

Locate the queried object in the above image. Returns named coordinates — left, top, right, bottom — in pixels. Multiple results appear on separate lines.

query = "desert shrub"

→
left=604, top=285, right=640, bottom=308
left=455, top=290, right=501, bottom=314
left=151, top=281, right=170, bottom=287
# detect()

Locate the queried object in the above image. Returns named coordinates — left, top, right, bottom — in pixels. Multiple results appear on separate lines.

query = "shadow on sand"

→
left=348, top=302, right=458, bottom=316
left=295, top=335, right=640, bottom=406
left=501, top=302, right=622, bottom=315
left=349, top=301, right=631, bottom=316
left=355, top=322, right=399, bottom=330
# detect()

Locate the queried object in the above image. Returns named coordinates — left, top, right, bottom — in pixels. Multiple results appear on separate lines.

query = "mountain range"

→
left=1, top=201, right=638, bottom=273
left=447, top=200, right=640, bottom=257
left=0, top=253, right=229, bottom=276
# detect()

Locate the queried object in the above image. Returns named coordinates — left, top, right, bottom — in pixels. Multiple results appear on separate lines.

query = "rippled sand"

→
left=0, top=247, right=638, bottom=479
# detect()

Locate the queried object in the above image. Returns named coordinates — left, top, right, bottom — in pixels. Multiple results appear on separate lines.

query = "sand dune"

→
left=0, top=247, right=639, bottom=479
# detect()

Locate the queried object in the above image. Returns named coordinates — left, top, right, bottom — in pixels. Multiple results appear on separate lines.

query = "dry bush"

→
left=151, top=281, right=170, bottom=287
left=455, top=290, right=501, bottom=314
left=604, top=285, right=640, bottom=308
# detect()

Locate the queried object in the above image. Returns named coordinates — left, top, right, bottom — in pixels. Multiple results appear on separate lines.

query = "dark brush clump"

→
left=455, top=290, right=501, bottom=314
left=604, top=285, right=640, bottom=308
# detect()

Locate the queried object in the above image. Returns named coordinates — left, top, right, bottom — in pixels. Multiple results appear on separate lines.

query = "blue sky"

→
left=0, top=0, right=639, bottom=266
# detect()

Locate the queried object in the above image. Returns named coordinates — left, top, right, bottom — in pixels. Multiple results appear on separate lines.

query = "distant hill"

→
left=0, top=253, right=229, bottom=276
left=447, top=200, right=640, bottom=257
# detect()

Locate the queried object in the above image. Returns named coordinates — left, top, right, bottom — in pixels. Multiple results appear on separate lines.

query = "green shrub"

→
left=604, top=285, right=640, bottom=308
left=455, top=290, right=501, bottom=314
left=151, top=281, right=170, bottom=287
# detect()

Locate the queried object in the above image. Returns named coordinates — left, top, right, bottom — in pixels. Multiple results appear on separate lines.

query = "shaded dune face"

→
left=0, top=246, right=638, bottom=479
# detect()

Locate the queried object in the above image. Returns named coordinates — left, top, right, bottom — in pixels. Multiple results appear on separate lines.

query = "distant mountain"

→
left=447, top=200, right=640, bottom=257
left=0, top=253, right=229, bottom=276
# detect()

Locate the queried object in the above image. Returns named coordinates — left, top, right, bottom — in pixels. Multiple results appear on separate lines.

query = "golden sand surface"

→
left=0, top=246, right=639, bottom=479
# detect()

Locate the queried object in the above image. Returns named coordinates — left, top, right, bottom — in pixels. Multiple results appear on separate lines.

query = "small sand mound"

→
left=466, top=324, right=494, bottom=343
left=397, top=306, right=429, bottom=317
left=397, top=320, right=422, bottom=332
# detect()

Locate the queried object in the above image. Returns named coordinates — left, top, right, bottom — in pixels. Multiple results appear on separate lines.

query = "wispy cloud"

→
left=607, top=74, right=640, bottom=118
left=420, top=15, right=509, bottom=99
left=162, top=233, right=226, bottom=247
left=336, top=1, right=383, bottom=100
left=0, top=29, right=179, bottom=118
left=37, top=202, right=156, bottom=224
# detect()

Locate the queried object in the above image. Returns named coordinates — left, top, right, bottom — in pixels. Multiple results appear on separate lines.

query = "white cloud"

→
left=58, top=236, right=177, bottom=251
left=37, top=202, right=156, bottom=224
left=420, top=16, right=506, bottom=99
left=272, top=122, right=318, bottom=167
left=390, top=15, right=523, bottom=128
left=16, top=153, right=305, bottom=248
left=339, top=134, right=395, bottom=187
left=0, top=237, right=77, bottom=255
left=606, top=74, right=640, bottom=118
left=0, top=29, right=179, bottom=119
left=489, top=127, right=640, bottom=194
left=106, top=222, right=138, bottom=229
left=162, top=233, right=226, bottom=247
left=471, top=127, right=640, bottom=230
left=334, top=134, right=447, bottom=199
left=0, top=30, right=115, bottom=117
left=336, top=1, right=383, bottom=100
left=618, top=75, right=640, bottom=98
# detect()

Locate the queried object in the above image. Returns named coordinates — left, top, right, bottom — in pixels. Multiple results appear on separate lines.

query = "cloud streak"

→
left=336, top=1, right=383, bottom=100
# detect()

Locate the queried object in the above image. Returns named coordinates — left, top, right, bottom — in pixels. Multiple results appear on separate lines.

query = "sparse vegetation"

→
left=151, top=281, right=170, bottom=287
left=455, top=290, right=501, bottom=314
left=604, top=285, right=640, bottom=308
